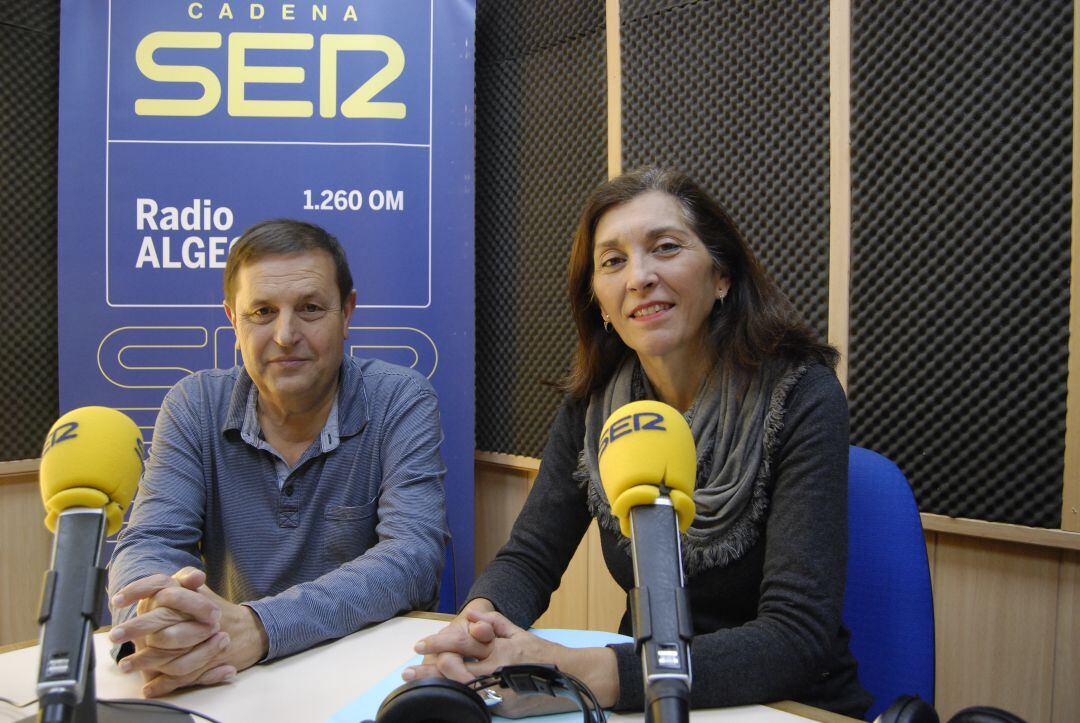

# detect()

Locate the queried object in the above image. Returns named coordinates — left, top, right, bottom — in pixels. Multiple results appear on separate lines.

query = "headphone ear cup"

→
left=375, top=678, right=491, bottom=723
left=876, top=695, right=940, bottom=723
left=947, top=706, right=1027, bottom=723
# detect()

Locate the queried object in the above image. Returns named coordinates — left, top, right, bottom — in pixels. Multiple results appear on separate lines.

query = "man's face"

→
left=224, top=250, right=355, bottom=416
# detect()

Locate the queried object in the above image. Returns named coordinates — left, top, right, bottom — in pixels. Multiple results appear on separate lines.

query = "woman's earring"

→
left=602, top=314, right=612, bottom=333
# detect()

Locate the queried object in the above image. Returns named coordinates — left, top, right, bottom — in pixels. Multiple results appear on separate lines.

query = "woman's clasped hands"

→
left=404, top=604, right=555, bottom=684
left=402, top=599, right=619, bottom=712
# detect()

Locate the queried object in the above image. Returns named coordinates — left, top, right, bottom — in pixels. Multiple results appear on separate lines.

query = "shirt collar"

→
left=224, top=358, right=369, bottom=440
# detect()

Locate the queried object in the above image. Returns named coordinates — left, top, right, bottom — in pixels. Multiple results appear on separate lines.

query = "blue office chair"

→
left=844, top=446, right=935, bottom=721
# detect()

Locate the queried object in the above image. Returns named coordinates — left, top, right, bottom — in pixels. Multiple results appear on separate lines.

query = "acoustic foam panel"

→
left=621, top=0, right=832, bottom=338
left=474, top=0, right=608, bottom=456
left=0, top=2, right=60, bottom=461
left=849, top=0, right=1072, bottom=527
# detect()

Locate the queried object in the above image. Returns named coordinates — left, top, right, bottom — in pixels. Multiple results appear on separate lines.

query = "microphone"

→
left=36, top=406, right=143, bottom=723
left=598, top=401, right=696, bottom=723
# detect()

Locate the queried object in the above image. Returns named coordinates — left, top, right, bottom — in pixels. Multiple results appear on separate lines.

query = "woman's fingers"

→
left=465, top=610, right=520, bottom=638
left=466, top=619, right=495, bottom=644
left=414, top=624, right=492, bottom=660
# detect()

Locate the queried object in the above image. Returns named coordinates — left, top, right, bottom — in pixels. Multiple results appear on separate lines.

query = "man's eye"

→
left=299, top=304, right=328, bottom=320
left=250, top=307, right=274, bottom=318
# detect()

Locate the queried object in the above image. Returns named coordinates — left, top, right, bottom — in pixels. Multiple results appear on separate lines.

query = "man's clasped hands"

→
left=108, top=567, right=268, bottom=698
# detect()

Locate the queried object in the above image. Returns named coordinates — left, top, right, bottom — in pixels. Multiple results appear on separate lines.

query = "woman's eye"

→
left=655, top=240, right=681, bottom=253
left=599, top=256, right=625, bottom=269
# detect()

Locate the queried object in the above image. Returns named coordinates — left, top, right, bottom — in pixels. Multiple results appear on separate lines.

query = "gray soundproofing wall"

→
left=474, top=0, right=607, bottom=456
left=849, top=0, right=1072, bottom=527
left=621, top=0, right=832, bottom=338
left=0, top=1, right=60, bottom=461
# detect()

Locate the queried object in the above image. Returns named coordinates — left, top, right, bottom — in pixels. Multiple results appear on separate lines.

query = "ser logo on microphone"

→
left=41, top=418, right=147, bottom=476
left=598, top=411, right=666, bottom=459
left=41, top=421, right=78, bottom=457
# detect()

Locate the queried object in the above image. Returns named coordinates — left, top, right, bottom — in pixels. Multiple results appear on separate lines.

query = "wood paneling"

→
left=0, top=472, right=52, bottom=646
left=534, top=532, right=590, bottom=630
left=933, top=535, right=1061, bottom=721
left=924, top=531, right=936, bottom=584
left=586, top=520, right=624, bottom=633
left=1053, top=550, right=1080, bottom=722
left=922, top=514, right=1080, bottom=552
left=605, top=0, right=621, bottom=179
left=473, top=461, right=533, bottom=574
left=828, top=0, right=852, bottom=390
left=1065, top=0, right=1080, bottom=534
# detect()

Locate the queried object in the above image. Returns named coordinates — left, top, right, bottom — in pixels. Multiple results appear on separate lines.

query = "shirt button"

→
left=284, top=484, right=295, bottom=497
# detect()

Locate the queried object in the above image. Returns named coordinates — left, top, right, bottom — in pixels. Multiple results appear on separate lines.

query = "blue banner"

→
left=58, top=0, right=475, bottom=610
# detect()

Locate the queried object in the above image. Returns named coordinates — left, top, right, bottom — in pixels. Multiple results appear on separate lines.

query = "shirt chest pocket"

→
left=322, top=500, right=378, bottom=566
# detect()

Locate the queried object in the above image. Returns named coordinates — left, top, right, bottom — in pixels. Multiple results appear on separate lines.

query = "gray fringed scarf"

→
left=575, top=356, right=807, bottom=575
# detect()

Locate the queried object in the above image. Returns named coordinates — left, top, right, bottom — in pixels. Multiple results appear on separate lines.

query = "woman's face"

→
left=591, top=191, right=729, bottom=368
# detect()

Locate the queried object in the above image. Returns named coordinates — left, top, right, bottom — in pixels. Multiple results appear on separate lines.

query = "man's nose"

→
left=273, top=310, right=300, bottom=347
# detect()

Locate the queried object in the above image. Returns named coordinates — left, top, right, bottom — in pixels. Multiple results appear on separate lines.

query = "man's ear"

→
left=224, top=301, right=240, bottom=348
left=341, top=290, right=357, bottom=337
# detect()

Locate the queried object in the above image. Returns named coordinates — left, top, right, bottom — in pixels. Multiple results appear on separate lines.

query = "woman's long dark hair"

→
left=562, top=167, right=838, bottom=399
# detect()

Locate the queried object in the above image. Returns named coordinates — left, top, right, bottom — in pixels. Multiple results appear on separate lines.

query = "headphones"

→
left=365, top=664, right=606, bottom=723
left=876, top=696, right=1028, bottom=723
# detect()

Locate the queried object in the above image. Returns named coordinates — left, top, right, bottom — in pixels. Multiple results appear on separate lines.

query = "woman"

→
left=405, top=168, right=872, bottom=717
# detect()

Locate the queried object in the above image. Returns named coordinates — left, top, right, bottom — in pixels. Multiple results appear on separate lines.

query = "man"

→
left=108, top=219, right=449, bottom=697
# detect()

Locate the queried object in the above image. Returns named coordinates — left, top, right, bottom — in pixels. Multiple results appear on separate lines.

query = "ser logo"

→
left=134, top=31, right=408, bottom=119
left=598, top=412, right=666, bottom=459
left=42, top=422, right=79, bottom=457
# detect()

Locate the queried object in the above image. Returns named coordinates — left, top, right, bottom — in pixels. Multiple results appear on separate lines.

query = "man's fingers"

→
left=119, top=645, right=184, bottom=675
left=153, top=632, right=230, bottom=677
left=145, top=620, right=219, bottom=651
left=141, top=644, right=229, bottom=699
left=120, top=631, right=221, bottom=676
left=109, top=606, right=192, bottom=644
left=149, top=586, right=221, bottom=625
left=195, top=664, right=237, bottom=687
left=142, top=670, right=200, bottom=698
left=112, top=573, right=178, bottom=608
left=143, top=661, right=234, bottom=698
left=172, top=567, right=207, bottom=591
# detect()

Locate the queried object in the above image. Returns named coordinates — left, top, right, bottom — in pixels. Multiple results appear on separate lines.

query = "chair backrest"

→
left=844, top=446, right=935, bottom=721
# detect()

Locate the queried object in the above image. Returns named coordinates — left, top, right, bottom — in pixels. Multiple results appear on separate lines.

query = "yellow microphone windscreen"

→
left=40, top=406, right=145, bottom=536
left=598, top=400, right=696, bottom=536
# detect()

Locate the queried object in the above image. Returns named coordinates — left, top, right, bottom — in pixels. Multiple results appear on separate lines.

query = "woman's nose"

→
left=626, top=254, right=658, bottom=292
